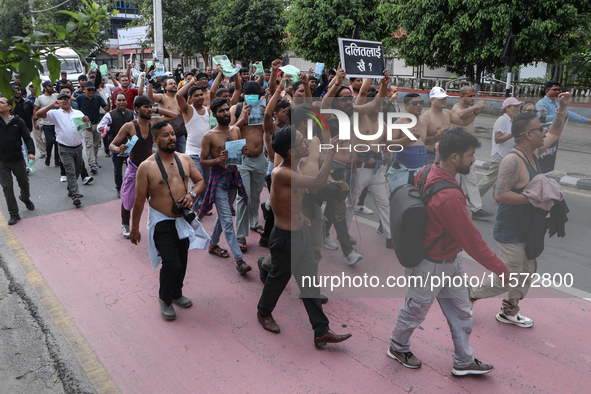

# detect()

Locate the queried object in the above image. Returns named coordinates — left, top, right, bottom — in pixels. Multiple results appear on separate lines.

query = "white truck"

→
left=40, top=47, right=85, bottom=87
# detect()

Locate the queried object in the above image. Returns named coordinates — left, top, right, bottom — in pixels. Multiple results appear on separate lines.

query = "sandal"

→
left=238, top=237, right=248, bottom=252
left=208, top=245, right=230, bottom=258
left=236, top=260, right=252, bottom=275
left=250, top=225, right=264, bottom=235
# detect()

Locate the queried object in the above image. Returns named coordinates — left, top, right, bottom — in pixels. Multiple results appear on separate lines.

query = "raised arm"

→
left=147, top=78, right=162, bottom=103
left=176, top=78, right=196, bottom=116
left=209, top=64, right=224, bottom=102
left=536, top=92, right=571, bottom=155
left=264, top=77, right=287, bottom=133
left=269, top=59, right=282, bottom=95
left=321, top=67, right=346, bottom=110
left=354, top=78, right=372, bottom=105
left=230, top=73, right=242, bottom=107
left=354, top=70, right=390, bottom=116
left=289, top=136, right=339, bottom=190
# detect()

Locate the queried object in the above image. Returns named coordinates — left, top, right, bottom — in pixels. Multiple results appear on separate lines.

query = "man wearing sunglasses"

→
left=470, top=92, right=571, bottom=328
left=536, top=80, right=591, bottom=125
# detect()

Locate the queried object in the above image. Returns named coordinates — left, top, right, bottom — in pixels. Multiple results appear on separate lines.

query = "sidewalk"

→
left=4, top=198, right=591, bottom=393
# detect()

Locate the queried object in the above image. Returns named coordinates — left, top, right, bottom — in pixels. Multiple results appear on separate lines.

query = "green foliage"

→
left=163, top=0, right=212, bottom=63
left=0, top=0, right=115, bottom=100
left=517, top=73, right=552, bottom=85
left=380, top=0, right=591, bottom=84
left=286, top=0, right=390, bottom=68
left=208, top=0, right=288, bottom=65
left=563, top=49, right=591, bottom=88
left=0, top=1, right=28, bottom=43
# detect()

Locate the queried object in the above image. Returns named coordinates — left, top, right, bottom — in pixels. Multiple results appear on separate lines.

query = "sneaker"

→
left=90, top=167, right=97, bottom=175
left=387, top=346, right=422, bottom=369
left=346, top=251, right=363, bottom=266
left=19, top=196, right=35, bottom=210
left=8, top=214, right=21, bottom=225
left=82, top=176, right=93, bottom=185
left=60, top=175, right=67, bottom=182
left=472, top=208, right=493, bottom=220
left=159, top=299, right=176, bottom=320
left=324, top=236, right=339, bottom=250
left=355, top=205, right=373, bottom=215
left=376, top=223, right=383, bottom=235
left=495, top=308, right=534, bottom=328
left=172, top=296, right=192, bottom=308
left=121, top=224, right=131, bottom=239
left=452, top=359, right=494, bottom=376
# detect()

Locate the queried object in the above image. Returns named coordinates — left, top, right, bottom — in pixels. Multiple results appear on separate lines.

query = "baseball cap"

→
left=501, top=97, right=524, bottom=109
left=84, top=81, right=96, bottom=89
left=429, top=86, right=449, bottom=99
left=56, top=93, right=70, bottom=100
left=42, top=80, right=52, bottom=87
left=61, top=71, right=67, bottom=75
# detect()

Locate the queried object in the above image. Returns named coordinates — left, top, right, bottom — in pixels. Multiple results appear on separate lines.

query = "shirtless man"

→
left=422, top=86, right=485, bottom=164
left=229, top=81, right=267, bottom=250
left=143, top=76, right=188, bottom=153
left=256, top=125, right=352, bottom=347
left=177, top=80, right=211, bottom=212
left=451, top=86, right=492, bottom=218
left=387, top=93, right=445, bottom=190
left=322, top=67, right=393, bottom=248
left=198, top=97, right=252, bottom=275
left=109, top=96, right=177, bottom=238
left=470, top=92, right=571, bottom=328
left=130, top=120, right=207, bottom=321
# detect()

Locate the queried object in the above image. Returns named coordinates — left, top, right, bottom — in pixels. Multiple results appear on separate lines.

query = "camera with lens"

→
left=172, top=202, right=196, bottom=223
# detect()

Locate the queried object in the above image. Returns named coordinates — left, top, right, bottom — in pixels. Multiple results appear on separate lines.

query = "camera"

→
left=172, top=202, right=196, bottom=223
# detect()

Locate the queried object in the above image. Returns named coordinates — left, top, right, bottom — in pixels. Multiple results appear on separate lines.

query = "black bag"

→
left=389, top=165, right=462, bottom=267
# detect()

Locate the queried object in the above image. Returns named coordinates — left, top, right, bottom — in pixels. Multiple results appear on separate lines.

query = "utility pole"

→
left=153, top=0, right=164, bottom=69
left=500, top=28, right=516, bottom=98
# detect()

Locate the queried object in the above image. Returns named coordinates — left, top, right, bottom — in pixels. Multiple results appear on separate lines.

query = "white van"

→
left=40, top=48, right=85, bottom=87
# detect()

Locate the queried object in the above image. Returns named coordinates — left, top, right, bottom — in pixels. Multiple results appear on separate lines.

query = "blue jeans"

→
left=112, top=153, right=126, bottom=191
left=175, top=135, right=186, bottom=153
left=189, top=154, right=210, bottom=211
left=210, top=183, right=243, bottom=261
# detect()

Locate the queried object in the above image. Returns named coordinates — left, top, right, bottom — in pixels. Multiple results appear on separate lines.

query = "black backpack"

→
left=389, top=164, right=463, bottom=267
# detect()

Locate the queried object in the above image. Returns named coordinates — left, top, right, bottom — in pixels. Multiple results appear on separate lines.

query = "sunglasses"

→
left=523, top=109, right=536, bottom=113
left=86, top=88, right=95, bottom=91
left=409, top=100, right=424, bottom=106
left=518, top=125, right=544, bottom=136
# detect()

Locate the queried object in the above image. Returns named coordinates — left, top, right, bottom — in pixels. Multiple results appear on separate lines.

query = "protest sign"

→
left=225, top=139, right=246, bottom=167
left=213, top=55, right=240, bottom=77
left=338, top=38, right=385, bottom=79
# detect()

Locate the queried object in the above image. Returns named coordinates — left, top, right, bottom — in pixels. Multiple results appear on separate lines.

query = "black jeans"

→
left=261, top=176, right=274, bottom=240
left=112, top=153, right=126, bottom=191
left=321, top=183, right=353, bottom=256
left=0, top=159, right=30, bottom=215
left=154, top=220, right=190, bottom=305
left=257, top=225, right=329, bottom=337
left=43, top=125, right=60, bottom=165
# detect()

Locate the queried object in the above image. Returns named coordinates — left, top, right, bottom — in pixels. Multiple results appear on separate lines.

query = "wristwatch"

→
left=189, top=191, right=197, bottom=199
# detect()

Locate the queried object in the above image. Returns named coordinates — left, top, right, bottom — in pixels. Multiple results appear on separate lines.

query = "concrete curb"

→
left=474, top=160, right=591, bottom=191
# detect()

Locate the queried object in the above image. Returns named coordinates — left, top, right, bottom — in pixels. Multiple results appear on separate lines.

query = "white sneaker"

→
left=60, top=176, right=67, bottom=182
left=355, top=205, right=373, bottom=215
left=121, top=224, right=131, bottom=239
left=83, top=176, right=93, bottom=185
left=495, top=308, right=534, bottom=328
left=346, top=251, right=363, bottom=266
left=324, top=236, right=338, bottom=250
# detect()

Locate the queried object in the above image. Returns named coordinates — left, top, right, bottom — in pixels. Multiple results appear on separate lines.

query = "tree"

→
left=379, top=0, right=591, bottom=84
left=208, top=0, right=287, bottom=65
left=562, top=48, right=591, bottom=88
left=0, top=1, right=28, bottom=43
left=0, top=0, right=116, bottom=99
left=286, top=0, right=390, bottom=68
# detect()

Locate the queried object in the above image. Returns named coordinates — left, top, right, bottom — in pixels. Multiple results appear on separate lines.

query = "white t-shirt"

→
left=34, top=93, right=58, bottom=126
left=490, top=113, right=515, bottom=163
left=185, top=105, right=210, bottom=156
left=44, top=108, right=85, bottom=147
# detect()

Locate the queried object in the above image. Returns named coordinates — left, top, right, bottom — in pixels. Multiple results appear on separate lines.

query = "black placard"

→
left=338, top=38, right=385, bottom=79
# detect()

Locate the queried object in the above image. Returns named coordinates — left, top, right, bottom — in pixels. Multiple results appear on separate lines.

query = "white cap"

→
left=429, top=86, right=449, bottom=99
left=164, top=71, right=173, bottom=77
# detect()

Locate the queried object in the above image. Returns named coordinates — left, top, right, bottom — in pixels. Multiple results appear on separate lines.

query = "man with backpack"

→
left=387, top=128, right=510, bottom=376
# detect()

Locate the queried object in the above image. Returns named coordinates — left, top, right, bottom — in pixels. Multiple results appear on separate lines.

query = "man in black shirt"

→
left=0, top=96, right=35, bottom=225
left=76, top=81, right=109, bottom=173
left=55, top=71, right=73, bottom=92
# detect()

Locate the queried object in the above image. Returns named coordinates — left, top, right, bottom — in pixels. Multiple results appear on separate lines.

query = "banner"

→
left=338, top=38, right=385, bottom=79
left=118, top=26, right=150, bottom=47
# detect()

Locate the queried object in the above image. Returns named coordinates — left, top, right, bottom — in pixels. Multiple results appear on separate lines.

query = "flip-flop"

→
left=250, top=225, right=264, bottom=235
left=238, top=237, right=247, bottom=252
left=208, top=245, right=230, bottom=258
left=236, top=260, right=252, bottom=275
